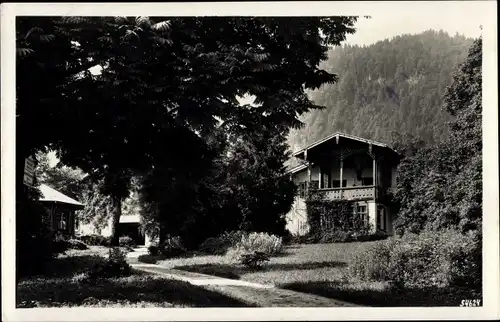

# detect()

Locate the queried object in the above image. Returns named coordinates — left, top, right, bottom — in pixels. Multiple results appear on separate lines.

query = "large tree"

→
left=17, top=16, right=359, bottom=245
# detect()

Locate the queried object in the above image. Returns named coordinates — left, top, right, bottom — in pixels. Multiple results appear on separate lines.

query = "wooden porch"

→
left=310, top=185, right=387, bottom=201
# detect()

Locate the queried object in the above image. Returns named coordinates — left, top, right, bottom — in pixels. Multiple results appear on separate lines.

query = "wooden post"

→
left=339, top=157, right=344, bottom=198
left=369, top=144, right=377, bottom=200
left=305, top=149, right=311, bottom=192
left=319, top=166, right=323, bottom=189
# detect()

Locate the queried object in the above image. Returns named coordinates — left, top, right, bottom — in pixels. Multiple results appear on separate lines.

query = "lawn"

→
left=16, top=247, right=252, bottom=308
left=156, top=242, right=474, bottom=307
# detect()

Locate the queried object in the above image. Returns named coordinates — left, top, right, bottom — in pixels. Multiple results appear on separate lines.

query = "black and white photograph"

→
left=1, top=1, right=498, bottom=321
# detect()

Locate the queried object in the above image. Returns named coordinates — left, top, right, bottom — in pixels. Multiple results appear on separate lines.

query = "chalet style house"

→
left=285, top=132, right=401, bottom=236
left=39, top=183, right=84, bottom=237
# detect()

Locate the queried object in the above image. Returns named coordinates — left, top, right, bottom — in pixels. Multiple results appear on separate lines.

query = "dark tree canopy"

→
left=16, top=16, right=359, bottom=246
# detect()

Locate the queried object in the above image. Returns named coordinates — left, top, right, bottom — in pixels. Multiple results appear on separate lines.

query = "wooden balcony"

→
left=311, top=185, right=379, bottom=201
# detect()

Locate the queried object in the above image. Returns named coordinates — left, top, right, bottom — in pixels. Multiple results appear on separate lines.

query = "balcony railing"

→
left=311, top=185, right=380, bottom=201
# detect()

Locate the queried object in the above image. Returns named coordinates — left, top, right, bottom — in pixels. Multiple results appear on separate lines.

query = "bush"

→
left=67, top=239, right=89, bottom=250
left=119, top=236, right=136, bottom=248
left=87, top=247, right=132, bottom=279
left=226, top=232, right=283, bottom=263
left=198, top=237, right=227, bottom=255
left=137, top=254, right=159, bottom=264
left=79, top=234, right=110, bottom=246
left=53, top=234, right=69, bottom=253
left=349, top=229, right=482, bottom=290
left=147, top=245, right=159, bottom=256
left=240, top=251, right=270, bottom=269
left=198, top=230, right=247, bottom=255
left=148, top=236, right=186, bottom=258
left=319, top=230, right=352, bottom=243
left=239, top=232, right=283, bottom=255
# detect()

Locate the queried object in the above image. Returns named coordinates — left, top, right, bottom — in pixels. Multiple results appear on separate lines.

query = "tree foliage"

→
left=17, top=16, right=359, bottom=247
left=393, top=38, right=482, bottom=234
left=35, top=153, right=87, bottom=199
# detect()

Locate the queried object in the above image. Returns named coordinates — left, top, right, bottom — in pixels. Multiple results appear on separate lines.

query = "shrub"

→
left=226, top=232, right=283, bottom=263
left=137, top=254, right=159, bottom=264
left=161, top=236, right=186, bottom=257
left=53, top=234, right=69, bottom=253
left=148, top=236, right=186, bottom=258
left=198, top=230, right=247, bottom=255
left=349, top=229, right=482, bottom=290
left=240, top=251, right=270, bottom=270
left=319, top=230, right=352, bottom=243
left=238, top=232, right=283, bottom=255
left=87, top=247, right=132, bottom=279
left=147, top=245, right=159, bottom=256
left=198, top=237, right=224, bottom=255
left=79, top=234, right=110, bottom=246
left=67, top=238, right=89, bottom=250
left=119, top=236, right=136, bottom=248
left=349, top=239, right=395, bottom=281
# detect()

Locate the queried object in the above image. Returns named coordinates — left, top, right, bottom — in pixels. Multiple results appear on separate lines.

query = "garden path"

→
left=126, top=248, right=359, bottom=307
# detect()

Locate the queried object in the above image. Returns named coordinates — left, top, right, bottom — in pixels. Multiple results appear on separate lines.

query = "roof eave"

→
left=292, top=132, right=396, bottom=157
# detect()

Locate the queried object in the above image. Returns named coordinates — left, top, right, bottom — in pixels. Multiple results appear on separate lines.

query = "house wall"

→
left=77, top=218, right=112, bottom=237
left=285, top=196, right=309, bottom=236
left=284, top=199, right=391, bottom=236
left=367, top=201, right=377, bottom=234
left=328, top=166, right=374, bottom=187
left=291, top=165, right=320, bottom=184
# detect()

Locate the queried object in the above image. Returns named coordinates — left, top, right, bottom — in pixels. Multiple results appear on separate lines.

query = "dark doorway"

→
left=118, top=223, right=145, bottom=245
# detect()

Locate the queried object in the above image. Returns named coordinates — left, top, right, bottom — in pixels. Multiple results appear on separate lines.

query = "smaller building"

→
left=39, top=184, right=84, bottom=238
left=77, top=214, right=154, bottom=247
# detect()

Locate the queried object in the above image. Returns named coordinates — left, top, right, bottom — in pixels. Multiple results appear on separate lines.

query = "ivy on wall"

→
left=304, top=191, right=377, bottom=242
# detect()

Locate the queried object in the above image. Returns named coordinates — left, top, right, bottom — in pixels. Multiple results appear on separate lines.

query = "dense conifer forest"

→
left=287, top=30, right=474, bottom=152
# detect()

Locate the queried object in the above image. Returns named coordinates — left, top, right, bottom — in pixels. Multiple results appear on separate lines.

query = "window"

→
left=56, top=212, right=69, bottom=232
left=298, top=182, right=307, bottom=198
left=321, top=215, right=334, bottom=230
left=361, top=177, right=373, bottom=186
left=299, top=221, right=307, bottom=233
left=332, top=180, right=347, bottom=188
left=355, top=204, right=368, bottom=227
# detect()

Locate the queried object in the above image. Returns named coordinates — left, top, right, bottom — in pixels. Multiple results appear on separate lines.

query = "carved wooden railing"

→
left=311, top=185, right=383, bottom=201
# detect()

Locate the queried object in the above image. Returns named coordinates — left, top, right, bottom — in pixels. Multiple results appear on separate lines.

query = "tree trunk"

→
left=110, top=196, right=122, bottom=246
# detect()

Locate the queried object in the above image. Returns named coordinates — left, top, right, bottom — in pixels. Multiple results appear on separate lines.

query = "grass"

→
left=17, top=248, right=252, bottom=308
left=156, top=242, right=476, bottom=306
left=157, top=243, right=369, bottom=285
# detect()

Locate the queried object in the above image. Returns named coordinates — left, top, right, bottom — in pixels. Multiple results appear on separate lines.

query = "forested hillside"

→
left=288, top=30, right=474, bottom=152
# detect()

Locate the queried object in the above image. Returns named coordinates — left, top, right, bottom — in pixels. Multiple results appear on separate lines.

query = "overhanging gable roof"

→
left=39, top=184, right=84, bottom=208
left=292, top=132, right=396, bottom=159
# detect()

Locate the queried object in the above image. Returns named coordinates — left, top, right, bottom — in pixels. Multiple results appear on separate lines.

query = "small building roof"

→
left=39, top=184, right=84, bottom=208
left=285, top=163, right=308, bottom=174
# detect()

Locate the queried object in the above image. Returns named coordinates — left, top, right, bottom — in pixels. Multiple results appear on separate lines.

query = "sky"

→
left=344, top=14, right=482, bottom=47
